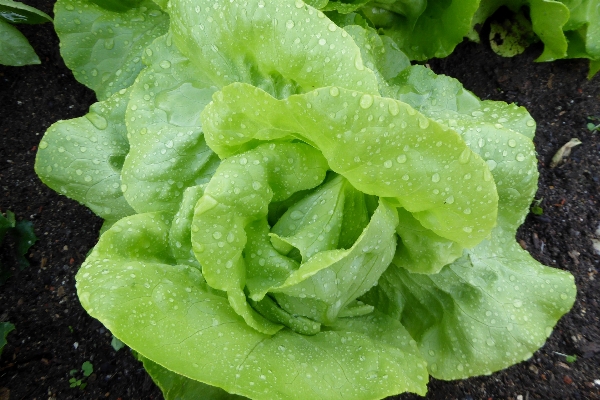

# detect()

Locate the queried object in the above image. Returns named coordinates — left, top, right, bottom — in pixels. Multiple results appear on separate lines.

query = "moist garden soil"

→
left=1, top=1, right=599, bottom=399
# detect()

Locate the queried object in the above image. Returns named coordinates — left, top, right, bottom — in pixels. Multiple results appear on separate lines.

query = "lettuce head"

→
left=35, top=0, right=576, bottom=399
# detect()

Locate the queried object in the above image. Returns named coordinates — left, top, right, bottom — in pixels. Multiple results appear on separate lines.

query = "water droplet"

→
left=290, top=210, right=303, bottom=220
left=560, top=293, right=568, bottom=300
left=38, top=141, right=48, bottom=149
left=516, top=153, right=525, bottom=162
left=459, top=149, right=470, bottom=164
left=213, top=232, right=222, bottom=240
left=396, top=154, right=407, bottom=163
left=318, top=38, right=326, bottom=46
left=513, top=299, right=523, bottom=308
left=486, top=159, right=497, bottom=171
left=486, top=338, right=495, bottom=346
left=286, top=20, right=295, bottom=29
left=463, top=226, right=472, bottom=233
left=104, top=38, right=114, bottom=50
left=418, top=116, right=429, bottom=129
left=508, top=139, right=517, bottom=148
left=252, top=181, right=262, bottom=190
left=91, top=69, right=98, bottom=77
left=239, top=157, right=247, bottom=165
left=526, top=119, right=535, bottom=127
left=160, top=60, right=171, bottom=69
left=258, top=0, right=265, bottom=7
left=463, top=208, right=471, bottom=215
left=431, top=173, right=440, bottom=183
left=359, top=94, right=373, bottom=109
left=457, top=364, right=464, bottom=371
left=402, top=174, right=409, bottom=181
left=445, top=195, right=454, bottom=204
left=354, top=58, right=365, bottom=71
left=329, top=87, right=339, bottom=97
left=383, top=160, right=393, bottom=168
left=388, top=101, right=399, bottom=116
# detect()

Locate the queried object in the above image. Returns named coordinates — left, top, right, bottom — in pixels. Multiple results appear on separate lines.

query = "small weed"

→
left=554, top=352, right=577, bottom=363
left=587, top=116, right=600, bottom=132
left=111, top=335, right=125, bottom=351
left=69, top=361, right=93, bottom=390
left=530, top=198, right=543, bottom=215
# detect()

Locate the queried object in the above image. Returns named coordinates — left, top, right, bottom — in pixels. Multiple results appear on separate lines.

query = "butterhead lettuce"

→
left=35, top=0, right=576, bottom=399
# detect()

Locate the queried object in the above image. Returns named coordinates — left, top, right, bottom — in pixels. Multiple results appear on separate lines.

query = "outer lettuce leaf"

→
left=54, top=0, right=169, bottom=99
left=169, top=0, right=380, bottom=97
left=342, top=24, right=411, bottom=89
left=363, top=226, right=576, bottom=380
left=471, top=0, right=570, bottom=61
left=35, top=87, right=135, bottom=221
left=0, top=18, right=39, bottom=65
left=0, top=0, right=52, bottom=24
left=139, top=355, right=246, bottom=400
left=320, top=0, right=370, bottom=13
left=361, top=0, right=482, bottom=61
left=121, top=34, right=220, bottom=214
left=202, top=83, right=499, bottom=248
left=77, top=212, right=429, bottom=400
left=390, top=66, right=538, bottom=231
left=383, top=66, right=537, bottom=273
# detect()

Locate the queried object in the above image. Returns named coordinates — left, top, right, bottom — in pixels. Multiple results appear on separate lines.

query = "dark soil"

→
left=0, top=1, right=598, bottom=399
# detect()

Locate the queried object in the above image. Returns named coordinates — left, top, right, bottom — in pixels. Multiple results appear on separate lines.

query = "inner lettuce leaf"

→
left=201, top=83, right=499, bottom=248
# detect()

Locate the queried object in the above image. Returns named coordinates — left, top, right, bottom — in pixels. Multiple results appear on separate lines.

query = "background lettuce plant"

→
left=313, top=0, right=600, bottom=78
left=35, top=0, right=577, bottom=398
left=0, top=0, right=52, bottom=66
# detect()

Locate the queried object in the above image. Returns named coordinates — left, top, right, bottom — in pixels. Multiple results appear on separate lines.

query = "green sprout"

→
left=69, top=361, right=93, bottom=390
left=531, top=198, right=544, bottom=216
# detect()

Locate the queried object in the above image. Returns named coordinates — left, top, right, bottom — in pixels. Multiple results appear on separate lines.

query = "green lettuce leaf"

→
left=191, top=142, right=329, bottom=334
left=363, top=225, right=576, bottom=380
left=169, top=0, right=380, bottom=97
left=77, top=211, right=429, bottom=399
left=35, top=87, right=135, bottom=221
left=360, top=0, right=482, bottom=61
left=202, top=83, right=499, bottom=248
left=121, top=34, right=220, bottom=214
left=0, top=18, right=39, bottom=65
left=139, top=355, right=246, bottom=400
left=54, top=0, right=169, bottom=99
left=0, top=0, right=52, bottom=24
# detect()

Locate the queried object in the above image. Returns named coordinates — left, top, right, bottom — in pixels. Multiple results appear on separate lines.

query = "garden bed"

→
left=0, top=1, right=599, bottom=399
